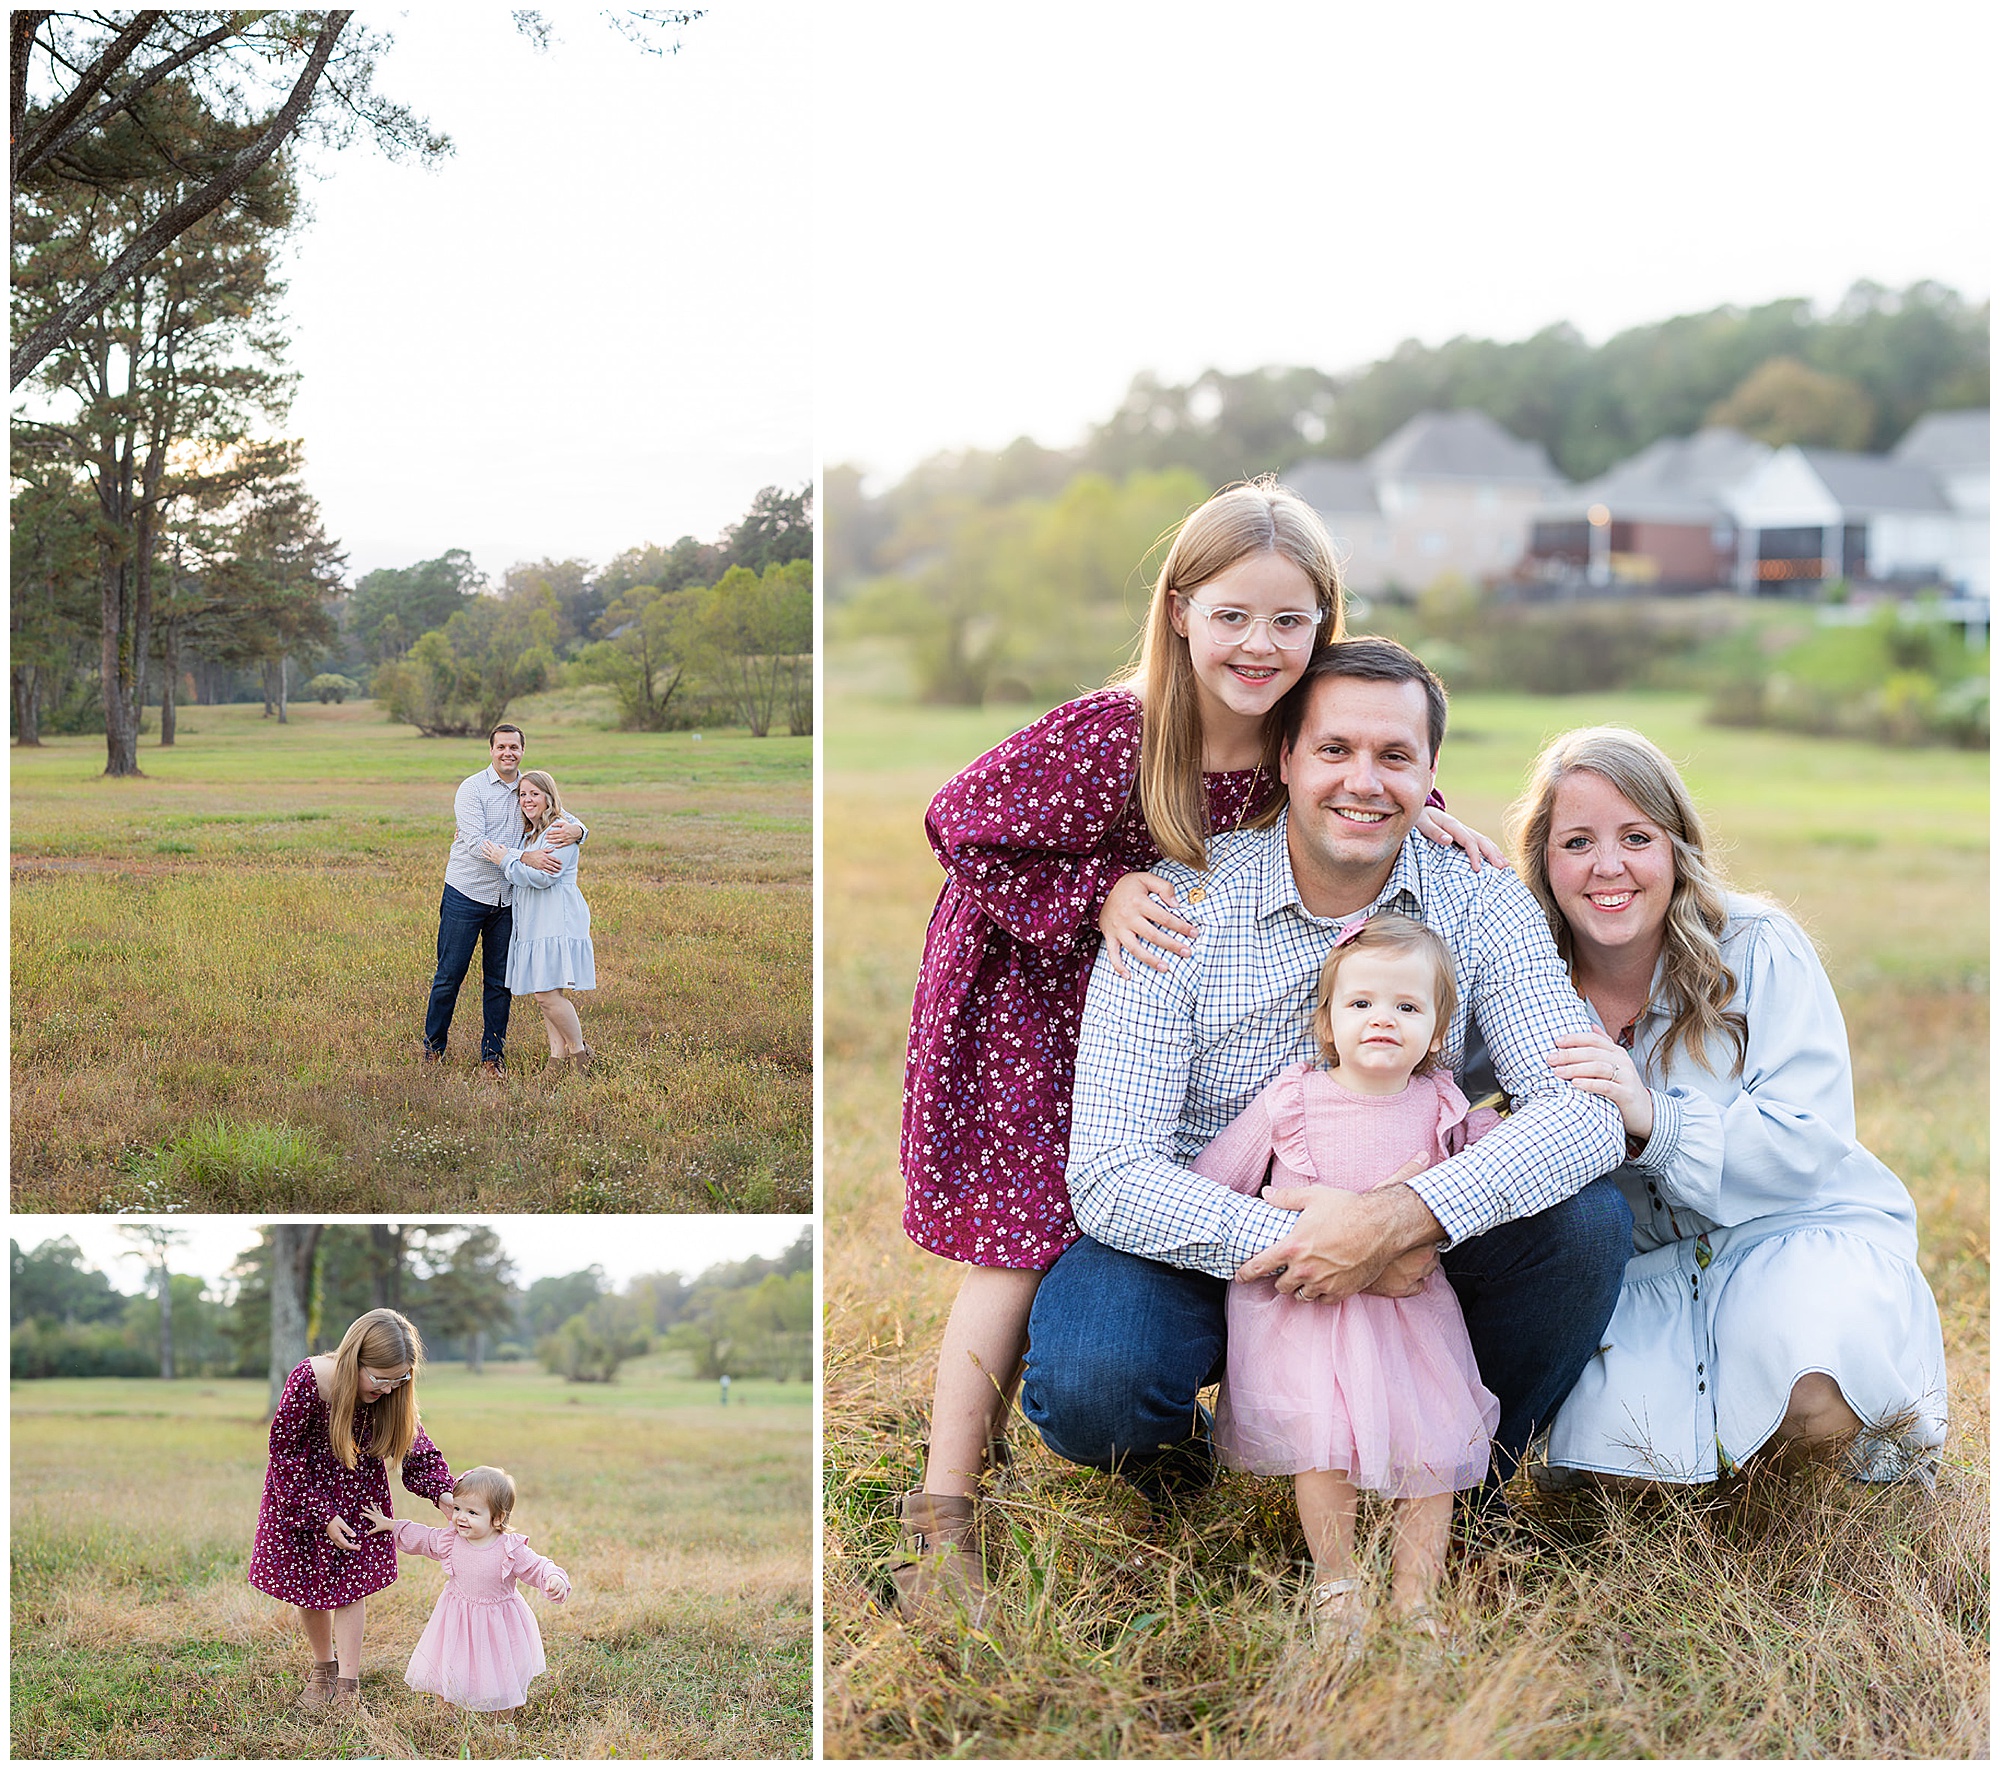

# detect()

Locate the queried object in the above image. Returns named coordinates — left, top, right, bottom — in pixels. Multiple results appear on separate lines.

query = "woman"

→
left=1508, top=726, right=1946, bottom=1486
left=479, top=770, right=596, bottom=1070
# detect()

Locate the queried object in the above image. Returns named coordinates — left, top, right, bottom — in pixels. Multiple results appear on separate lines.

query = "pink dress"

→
left=392, top=1521, right=569, bottom=1711
left=901, top=689, right=1271, bottom=1270
left=1192, top=1064, right=1503, bottom=1497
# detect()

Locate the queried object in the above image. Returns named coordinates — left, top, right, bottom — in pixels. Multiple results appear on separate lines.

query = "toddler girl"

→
left=248, top=1308, right=454, bottom=1714
left=1190, top=912, right=1501, bottom=1646
left=363, top=1464, right=570, bottom=1714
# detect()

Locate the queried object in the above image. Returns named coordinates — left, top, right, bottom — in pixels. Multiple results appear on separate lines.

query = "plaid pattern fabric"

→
left=1065, top=815, right=1624, bottom=1277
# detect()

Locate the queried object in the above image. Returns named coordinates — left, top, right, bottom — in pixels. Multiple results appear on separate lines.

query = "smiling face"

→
left=448, top=1487, right=499, bottom=1540
left=1544, top=769, right=1675, bottom=969
left=1280, top=675, right=1438, bottom=915
left=1170, top=550, right=1322, bottom=744
left=489, top=728, right=524, bottom=781
left=518, top=778, right=549, bottom=822
left=1317, top=946, right=1443, bottom=1095
left=357, top=1362, right=412, bottom=1403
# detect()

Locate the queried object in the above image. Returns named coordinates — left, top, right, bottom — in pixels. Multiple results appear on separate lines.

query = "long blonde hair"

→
left=517, top=769, right=568, bottom=841
left=1508, top=727, right=1746, bottom=1077
left=325, top=1308, right=425, bottom=1471
left=1112, top=477, right=1345, bottom=867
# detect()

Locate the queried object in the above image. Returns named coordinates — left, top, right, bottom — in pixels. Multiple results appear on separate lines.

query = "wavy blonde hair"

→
left=325, top=1308, right=425, bottom=1471
left=1111, top=477, right=1345, bottom=867
left=452, top=1464, right=517, bottom=1528
left=1508, top=726, right=1747, bottom=1077
left=1311, top=912, right=1458, bottom=1076
left=516, top=769, right=568, bottom=841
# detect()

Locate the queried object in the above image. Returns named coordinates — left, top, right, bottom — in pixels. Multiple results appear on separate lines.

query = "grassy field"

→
left=10, top=692, right=810, bottom=1212
left=10, top=1356, right=812, bottom=1759
left=822, top=647, right=1989, bottom=1759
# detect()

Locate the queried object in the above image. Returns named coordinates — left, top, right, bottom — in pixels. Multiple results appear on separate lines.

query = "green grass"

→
left=10, top=695, right=811, bottom=1211
left=822, top=647, right=1989, bottom=1759
left=10, top=1357, right=812, bottom=1759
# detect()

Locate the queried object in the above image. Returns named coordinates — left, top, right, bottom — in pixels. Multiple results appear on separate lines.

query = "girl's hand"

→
left=326, top=1514, right=358, bottom=1552
left=477, top=838, right=508, bottom=864
left=1550, top=1028, right=1653, bottom=1140
left=1415, top=805, right=1507, bottom=871
left=548, top=1574, right=570, bottom=1603
left=359, top=1504, right=394, bottom=1535
left=1098, top=871, right=1197, bottom=978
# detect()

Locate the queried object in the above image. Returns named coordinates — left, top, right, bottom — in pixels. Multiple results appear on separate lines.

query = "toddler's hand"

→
left=548, top=1575, right=570, bottom=1603
left=359, top=1504, right=394, bottom=1534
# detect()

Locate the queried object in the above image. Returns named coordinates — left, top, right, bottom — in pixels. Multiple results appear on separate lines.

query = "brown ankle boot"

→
left=295, top=1660, right=338, bottom=1711
left=329, top=1676, right=363, bottom=1714
left=890, top=1490, right=991, bottom=1626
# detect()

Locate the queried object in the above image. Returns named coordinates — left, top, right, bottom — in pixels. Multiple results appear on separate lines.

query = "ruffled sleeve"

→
left=1634, top=908, right=1878, bottom=1225
left=1187, top=1065, right=1304, bottom=1197
left=399, top=1420, right=453, bottom=1505
left=1434, top=1072, right=1503, bottom=1156
left=391, top=1519, right=455, bottom=1565
left=503, top=1534, right=570, bottom=1601
left=264, top=1362, right=335, bottom=1533
left=923, top=690, right=1145, bottom=953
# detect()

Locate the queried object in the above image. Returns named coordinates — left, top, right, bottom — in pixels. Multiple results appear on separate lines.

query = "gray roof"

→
left=1545, top=428, right=1771, bottom=523
left=1892, top=408, right=1989, bottom=472
left=1365, top=409, right=1562, bottom=485
left=1280, top=457, right=1378, bottom=515
left=1798, top=448, right=1952, bottom=515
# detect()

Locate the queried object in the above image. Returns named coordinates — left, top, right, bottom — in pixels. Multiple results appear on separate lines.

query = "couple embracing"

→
left=422, top=722, right=598, bottom=1076
left=891, top=480, right=1948, bottom=1643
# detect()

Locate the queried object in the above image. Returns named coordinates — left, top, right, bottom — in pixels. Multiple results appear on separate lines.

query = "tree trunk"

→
left=367, top=1224, right=404, bottom=1309
left=157, top=1258, right=175, bottom=1381
left=12, top=665, right=42, bottom=745
left=260, top=657, right=276, bottom=718
left=469, top=1327, right=485, bottom=1376
left=268, top=1224, right=323, bottom=1415
left=100, top=547, right=143, bottom=775
left=160, top=620, right=179, bottom=745
left=277, top=652, right=289, bottom=723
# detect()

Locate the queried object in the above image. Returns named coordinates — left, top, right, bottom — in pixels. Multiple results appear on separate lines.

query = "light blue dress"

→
left=501, top=832, right=596, bottom=995
left=1545, top=895, right=1947, bottom=1484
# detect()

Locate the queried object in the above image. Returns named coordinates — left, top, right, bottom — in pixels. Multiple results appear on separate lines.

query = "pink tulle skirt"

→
left=405, top=1589, right=548, bottom=1712
left=1217, top=1270, right=1499, bottom=1496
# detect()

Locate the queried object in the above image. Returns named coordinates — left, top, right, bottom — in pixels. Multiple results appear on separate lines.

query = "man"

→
left=422, top=723, right=578, bottom=1075
left=1022, top=638, right=1631, bottom=1494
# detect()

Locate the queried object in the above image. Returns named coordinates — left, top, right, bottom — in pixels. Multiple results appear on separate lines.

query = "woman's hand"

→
left=477, top=838, right=508, bottom=864
left=326, top=1514, right=358, bottom=1552
left=1414, top=805, right=1507, bottom=871
left=1550, top=1027, right=1654, bottom=1141
left=359, top=1504, right=394, bottom=1535
left=1098, top=871, right=1197, bottom=978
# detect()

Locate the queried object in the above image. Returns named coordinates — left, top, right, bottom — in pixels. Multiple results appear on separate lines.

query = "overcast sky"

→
left=283, top=4, right=811, bottom=581
left=815, top=0, right=1991, bottom=486
left=13, top=1216, right=809, bottom=1302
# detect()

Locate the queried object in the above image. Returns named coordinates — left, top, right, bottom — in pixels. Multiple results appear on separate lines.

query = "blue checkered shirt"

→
left=1065, top=815, right=1624, bottom=1277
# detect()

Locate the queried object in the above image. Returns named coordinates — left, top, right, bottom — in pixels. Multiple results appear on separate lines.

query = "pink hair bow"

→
left=1331, top=912, right=1372, bottom=948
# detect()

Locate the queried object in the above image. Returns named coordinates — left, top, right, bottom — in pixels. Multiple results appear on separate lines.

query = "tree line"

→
left=10, top=1223, right=813, bottom=1407
left=827, top=281, right=1988, bottom=706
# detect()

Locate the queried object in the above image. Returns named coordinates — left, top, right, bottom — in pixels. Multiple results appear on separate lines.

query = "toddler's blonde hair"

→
left=452, top=1465, right=517, bottom=1527
left=1312, top=912, right=1457, bottom=1075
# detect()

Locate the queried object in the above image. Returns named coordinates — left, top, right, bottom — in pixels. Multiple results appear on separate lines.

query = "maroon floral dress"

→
left=901, top=689, right=1272, bottom=1270
left=247, top=1361, right=454, bottom=1610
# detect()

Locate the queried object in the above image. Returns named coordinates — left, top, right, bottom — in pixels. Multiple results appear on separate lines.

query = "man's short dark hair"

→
left=489, top=723, right=525, bottom=746
left=1279, top=638, right=1449, bottom=762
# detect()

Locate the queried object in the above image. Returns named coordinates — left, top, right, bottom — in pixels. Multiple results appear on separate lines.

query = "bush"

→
left=11, top=1320, right=152, bottom=1379
left=305, top=673, right=360, bottom=704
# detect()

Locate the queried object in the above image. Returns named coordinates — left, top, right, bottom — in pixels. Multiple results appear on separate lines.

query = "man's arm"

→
left=1402, top=870, right=1624, bottom=1246
left=1065, top=942, right=1300, bottom=1279
left=452, top=776, right=489, bottom=860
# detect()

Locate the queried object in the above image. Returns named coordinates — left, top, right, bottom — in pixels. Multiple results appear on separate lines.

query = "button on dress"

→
left=394, top=1522, right=569, bottom=1711
left=247, top=1362, right=454, bottom=1609
left=900, top=689, right=1273, bottom=1271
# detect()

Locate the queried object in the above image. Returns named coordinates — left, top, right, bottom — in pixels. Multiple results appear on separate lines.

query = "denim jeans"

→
left=423, top=884, right=513, bottom=1063
left=1021, top=1176, right=1634, bottom=1484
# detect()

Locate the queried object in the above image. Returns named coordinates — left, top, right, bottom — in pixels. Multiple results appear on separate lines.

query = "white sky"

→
left=11, top=1216, right=810, bottom=1302
left=815, top=0, right=1992, bottom=486
left=283, top=4, right=812, bottom=580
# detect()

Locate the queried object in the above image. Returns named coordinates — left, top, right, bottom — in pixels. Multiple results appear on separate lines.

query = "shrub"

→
left=305, top=673, right=360, bottom=703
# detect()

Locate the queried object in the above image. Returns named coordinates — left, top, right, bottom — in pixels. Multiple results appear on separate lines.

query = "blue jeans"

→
left=423, top=885, right=512, bottom=1063
left=1021, top=1177, right=1634, bottom=1486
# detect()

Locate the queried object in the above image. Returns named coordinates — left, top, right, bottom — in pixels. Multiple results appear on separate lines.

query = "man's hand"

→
left=1234, top=1181, right=1445, bottom=1304
left=1362, top=1240, right=1442, bottom=1298
left=519, top=846, right=561, bottom=874
left=541, top=817, right=580, bottom=850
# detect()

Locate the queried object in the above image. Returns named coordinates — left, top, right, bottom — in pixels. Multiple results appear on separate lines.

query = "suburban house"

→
left=1285, top=409, right=1567, bottom=593
left=1522, top=428, right=1772, bottom=593
left=1724, top=443, right=1965, bottom=594
left=1892, top=409, right=1989, bottom=598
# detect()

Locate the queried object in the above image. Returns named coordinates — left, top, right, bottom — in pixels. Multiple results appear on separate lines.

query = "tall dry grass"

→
left=10, top=1359, right=812, bottom=1758
left=821, top=672, right=1989, bottom=1758
left=10, top=699, right=810, bottom=1210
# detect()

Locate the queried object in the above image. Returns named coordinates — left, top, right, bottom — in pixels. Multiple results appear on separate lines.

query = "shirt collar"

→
left=485, top=765, right=520, bottom=791
left=1258, top=809, right=1428, bottom=927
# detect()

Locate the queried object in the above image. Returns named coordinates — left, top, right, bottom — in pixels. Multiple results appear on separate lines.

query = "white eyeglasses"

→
left=1180, top=599, right=1325, bottom=651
